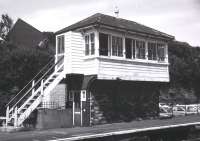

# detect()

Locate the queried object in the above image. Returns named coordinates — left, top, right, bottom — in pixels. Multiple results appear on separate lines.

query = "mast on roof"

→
left=114, top=6, right=119, bottom=18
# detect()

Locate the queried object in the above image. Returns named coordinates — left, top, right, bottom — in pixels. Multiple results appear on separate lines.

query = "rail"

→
left=6, top=56, right=64, bottom=112
left=6, top=57, right=55, bottom=107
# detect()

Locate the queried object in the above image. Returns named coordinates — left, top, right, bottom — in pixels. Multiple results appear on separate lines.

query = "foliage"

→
left=160, top=41, right=200, bottom=103
left=0, top=14, right=13, bottom=40
left=0, top=43, right=53, bottom=115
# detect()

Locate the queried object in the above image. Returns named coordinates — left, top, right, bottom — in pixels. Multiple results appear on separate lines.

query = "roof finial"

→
left=114, top=6, right=119, bottom=18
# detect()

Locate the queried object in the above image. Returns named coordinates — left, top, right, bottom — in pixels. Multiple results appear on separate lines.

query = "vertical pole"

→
left=55, top=54, right=58, bottom=72
left=145, top=41, right=148, bottom=60
left=185, top=104, right=187, bottom=116
left=165, top=44, right=168, bottom=63
left=6, top=106, right=9, bottom=127
left=123, top=34, right=126, bottom=59
left=89, top=92, right=92, bottom=126
left=32, top=80, right=35, bottom=96
left=72, top=92, right=75, bottom=126
left=14, top=107, right=18, bottom=127
left=95, top=30, right=99, bottom=57
left=80, top=91, right=83, bottom=126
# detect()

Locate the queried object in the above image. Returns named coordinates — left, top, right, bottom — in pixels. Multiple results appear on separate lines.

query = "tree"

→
left=0, top=14, right=13, bottom=40
left=0, top=44, right=53, bottom=115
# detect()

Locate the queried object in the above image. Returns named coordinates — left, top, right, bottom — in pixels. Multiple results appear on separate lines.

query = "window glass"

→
left=132, top=40, right=136, bottom=59
left=85, top=35, right=89, bottom=55
left=148, top=42, right=157, bottom=60
left=57, top=35, right=65, bottom=54
left=112, top=36, right=123, bottom=57
left=90, top=33, right=95, bottom=55
left=136, top=40, right=145, bottom=59
left=99, top=33, right=108, bottom=56
left=157, top=43, right=165, bottom=61
left=125, top=38, right=132, bottom=59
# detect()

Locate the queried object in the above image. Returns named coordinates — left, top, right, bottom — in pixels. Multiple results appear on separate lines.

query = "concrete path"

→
left=1, top=115, right=200, bottom=141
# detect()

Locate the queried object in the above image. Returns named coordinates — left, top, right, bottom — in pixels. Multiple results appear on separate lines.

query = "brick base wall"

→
left=90, top=80, right=160, bottom=125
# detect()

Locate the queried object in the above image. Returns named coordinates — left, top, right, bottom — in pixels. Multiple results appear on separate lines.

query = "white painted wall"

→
left=97, top=57, right=169, bottom=82
left=56, top=29, right=170, bottom=82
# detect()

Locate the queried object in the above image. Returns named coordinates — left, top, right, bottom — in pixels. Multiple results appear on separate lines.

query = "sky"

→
left=0, top=0, right=200, bottom=46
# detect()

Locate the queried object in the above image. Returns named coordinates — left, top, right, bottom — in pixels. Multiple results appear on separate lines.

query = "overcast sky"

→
left=0, top=0, right=200, bottom=46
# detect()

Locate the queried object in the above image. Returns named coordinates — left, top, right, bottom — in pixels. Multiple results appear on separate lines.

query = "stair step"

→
left=21, top=108, right=27, bottom=110
left=29, top=98, right=37, bottom=101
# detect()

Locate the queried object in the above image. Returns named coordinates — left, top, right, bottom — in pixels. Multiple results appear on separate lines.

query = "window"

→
left=136, top=40, right=145, bottom=59
left=112, top=36, right=123, bottom=57
left=90, top=33, right=95, bottom=55
left=148, top=42, right=157, bottom=60
left=99, top=33, right=109, bottom=56
left=85, top=35, right=89, bottom=55
left=125, top=38, right=132, bottom=59
left=57, top=35, right=64, bottom=54
left=85, top=33, right=95, bottom=56
left=157, top=43, right=165, bottom=61
left=125, top=38, right=135, bottom=59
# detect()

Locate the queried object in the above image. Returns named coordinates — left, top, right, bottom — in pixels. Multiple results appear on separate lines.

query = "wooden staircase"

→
left=4, top=56, right=65, bottom=127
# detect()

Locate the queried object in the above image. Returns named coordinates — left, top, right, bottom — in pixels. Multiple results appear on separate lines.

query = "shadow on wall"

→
left=90, top=80, right=160, bottom=123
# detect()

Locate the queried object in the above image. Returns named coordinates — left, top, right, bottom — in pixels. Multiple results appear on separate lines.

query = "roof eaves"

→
left=99, top=23, right=174, bottom=40
left=55, top=21, right=99, bottom=35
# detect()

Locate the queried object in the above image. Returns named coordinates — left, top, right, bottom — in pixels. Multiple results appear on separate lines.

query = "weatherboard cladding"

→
left=56, top=13, right=174, bottom=40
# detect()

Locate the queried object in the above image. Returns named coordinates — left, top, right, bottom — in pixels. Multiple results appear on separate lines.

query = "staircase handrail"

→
left=6, top=56, right=64, bottom=109
left=10, top=56, right=64, bottom=110
left=6, top=57, right=54, bottom=107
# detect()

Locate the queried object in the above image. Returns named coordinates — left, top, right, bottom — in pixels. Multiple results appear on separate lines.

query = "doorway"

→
left=73, top=91, right=81, bottom=126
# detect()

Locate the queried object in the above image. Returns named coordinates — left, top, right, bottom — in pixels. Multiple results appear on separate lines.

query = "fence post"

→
left=32, top=80, right=35, bottom=96
left=6, top=106, right=9, bottom=127
left=14, top=107, right=18, bottom=127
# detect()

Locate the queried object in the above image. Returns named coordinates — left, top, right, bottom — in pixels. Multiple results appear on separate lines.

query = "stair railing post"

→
left=55, top=54, right=57, bottom=72
left=32, top=80, right=35, bottom=96
left=6, top=106, right=9, bottom=127
left=14, top=107, right=18, bottom=127
left=41, top=79, right=44, bottom=108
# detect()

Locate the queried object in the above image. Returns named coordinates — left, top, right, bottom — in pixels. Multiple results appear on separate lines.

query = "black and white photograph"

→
left=0, top=0, right=200, bottom=140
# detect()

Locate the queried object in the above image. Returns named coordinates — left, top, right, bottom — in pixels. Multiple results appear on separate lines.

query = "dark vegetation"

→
left=160, top=41, right=200, bottom=104
left=0, top=44, right=53, bottom=115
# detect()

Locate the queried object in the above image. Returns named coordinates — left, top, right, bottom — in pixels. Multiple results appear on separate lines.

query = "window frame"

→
left=96, top=31, right=167, bottom=64
left=148, top=42, right=157, bottom=61
left=84, top=32, right=95, bottom=56
left=135, top=39, right=146, bottom=59
left=99, top=32, right=109, bottom=56
left=125, top=38, right=136, bottom=59
left=157, top=43, right=166, bottom=62
left=57, top=35, right=65, bottom=54
left=111, top=35, right=123, bottom=57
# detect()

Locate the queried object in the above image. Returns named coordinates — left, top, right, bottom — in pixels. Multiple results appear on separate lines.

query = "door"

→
left=73, top=91, right=81, bottom=126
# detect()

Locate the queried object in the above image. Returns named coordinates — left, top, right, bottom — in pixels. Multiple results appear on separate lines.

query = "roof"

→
left=7, top=19, right=44, bottom=48
left=56, top=13, right=174, bottom=40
